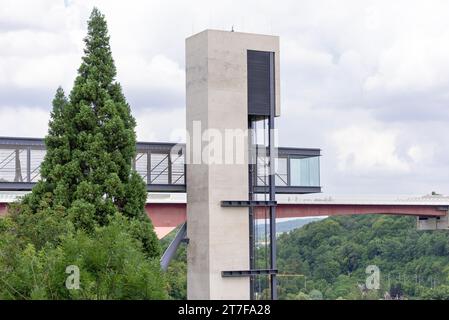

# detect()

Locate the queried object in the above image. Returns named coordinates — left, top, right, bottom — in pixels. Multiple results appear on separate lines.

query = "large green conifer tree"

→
left=24, top=8, right=159, bottom=257
left=0, top=8, right=168, bottom=300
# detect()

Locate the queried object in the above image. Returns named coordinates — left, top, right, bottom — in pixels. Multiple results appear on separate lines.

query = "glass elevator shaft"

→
left=249, top=115, right=277, bottom=300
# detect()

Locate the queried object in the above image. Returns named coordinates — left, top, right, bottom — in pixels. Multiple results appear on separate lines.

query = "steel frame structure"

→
left=0, top=137, right=321, bottom=195
left=222, top=51, right=280, bottom=300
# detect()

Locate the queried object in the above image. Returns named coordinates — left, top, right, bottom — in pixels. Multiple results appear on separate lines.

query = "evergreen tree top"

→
left=76, top=7, right=116, bottom=94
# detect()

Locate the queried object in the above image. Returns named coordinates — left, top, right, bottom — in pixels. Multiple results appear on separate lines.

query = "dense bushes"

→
left=0, top=212, right=166, bottom=299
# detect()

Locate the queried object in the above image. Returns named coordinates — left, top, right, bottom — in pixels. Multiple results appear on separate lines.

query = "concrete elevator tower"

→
left=186, top=30, right=280, bottom=300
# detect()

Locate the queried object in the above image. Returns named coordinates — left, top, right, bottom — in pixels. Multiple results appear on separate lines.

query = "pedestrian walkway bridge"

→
left=0, top=136, right=321, bottom=194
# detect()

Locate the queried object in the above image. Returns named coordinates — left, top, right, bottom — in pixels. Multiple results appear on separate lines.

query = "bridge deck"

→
left=144, top=194, right=449, bottom=237
left=1, top=192, right=448, bottom=238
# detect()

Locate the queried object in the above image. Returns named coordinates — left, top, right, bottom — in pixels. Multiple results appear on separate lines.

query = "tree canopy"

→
left=163, top=214, right=449, bottom=300
left=0, top=8, right=166, bottom=299
left=276, top=214, right=449, bottom=300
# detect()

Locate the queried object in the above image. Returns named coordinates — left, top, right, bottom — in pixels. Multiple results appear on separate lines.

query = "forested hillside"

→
left=163, top=214, right=449, bottom=300
left=277, top=215, right=449, bottom=300
left=256, top=217, right=323, bottom=238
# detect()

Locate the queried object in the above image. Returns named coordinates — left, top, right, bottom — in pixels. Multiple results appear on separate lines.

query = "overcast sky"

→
left=1, top=0, right=448, bottom=196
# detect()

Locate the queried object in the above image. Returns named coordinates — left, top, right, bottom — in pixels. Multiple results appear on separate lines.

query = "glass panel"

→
left=290, top=156, right=320, bottom=187
left=134, top=152, right=148, bottom=181
left=150, top=153, right=169, bottom=184
left=30, top=149, right=45, bottom=182
left=171, top=152, right=185, bottom=184
left=275, top=157, right=288, bottom=186
left=0, top=148, right=28, bottom=182
left=256, top=155, right=269, bottom=186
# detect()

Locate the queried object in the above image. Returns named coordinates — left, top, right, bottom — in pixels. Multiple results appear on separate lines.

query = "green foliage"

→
left=147, top=214, right=449, bottom=300
left=285, top=291, right=310, bottom=300
left=0, top=214, right=167, bottom=299
left=160, top=226, right=187, bottom=300
left=0, top=8, right=165, bottom=299
left=277, top=215, right=449, bottom=300
left=421, top=285, right=449, bottom=300
left=165, top=260, right=187, bottom=300
left=24, top=8, right=151, bottom=235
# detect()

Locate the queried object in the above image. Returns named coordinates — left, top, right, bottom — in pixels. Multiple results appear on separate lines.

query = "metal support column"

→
left=268, top=117, right=277, bottom=300
left=268, top=52, right=277, bottom=300
left=168, top=152, right=172, bottom=185
left=248, top=118, right=256, bottom=299
left=27, top=147, right=31, bottom=182
left=160, top=223, right=188, bottom=271
left=14, top=149, right=23, bottom=183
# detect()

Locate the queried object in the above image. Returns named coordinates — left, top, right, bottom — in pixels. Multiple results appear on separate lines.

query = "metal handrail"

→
left=0, top=150, right=15, bottom=167
left=0, top=150, right=23, bottom=170
left=150, top=154, right=170, bottom=183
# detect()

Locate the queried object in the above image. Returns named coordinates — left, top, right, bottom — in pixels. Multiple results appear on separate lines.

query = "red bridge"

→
left=1, top=192, right=448, bottom=238
left=145, top=194, right=449, bottom=238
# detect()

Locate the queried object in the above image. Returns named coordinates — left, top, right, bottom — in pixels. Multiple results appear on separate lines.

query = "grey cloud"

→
left=0, top=85, right=185, bottom=113
left=0, top=20, right=41, bottom=32
left=121, top=87, right=185, bottom=111
left=363, top=89, right=449, bottom=122
left=0, top=86, right=54, bottom=110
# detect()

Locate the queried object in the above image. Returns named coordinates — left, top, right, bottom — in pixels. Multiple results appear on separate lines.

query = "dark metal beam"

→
left=254, top=186, right=321, bottom=194
left=278, top=147, right=321, bottom=157
left=1, top=137, right=319, bottom=159
left=0, top=182, right=321, bottom=194
left=0, top=182, right=188, bottom=193
left=0, top=137, right=45, bottom=147
left=160, top=222, right=187, bottom=271
left=0, top=182, right=35, bottom=191
left=146, top=184, right=186, bottom=193
left=222, top=269, right=278, bottom=277
left=221, top=200, right=277, bottom=207
left=268, top=51, right=278, bottom=300
left=248, top=117, right=256, bottom=300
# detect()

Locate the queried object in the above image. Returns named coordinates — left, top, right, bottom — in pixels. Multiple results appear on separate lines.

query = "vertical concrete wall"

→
left=417, top=212, right=449, bottom=230
left=186, top=29, right=279, bottom=300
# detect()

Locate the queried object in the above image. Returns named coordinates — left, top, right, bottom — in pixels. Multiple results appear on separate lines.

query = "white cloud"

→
left=0, top=106, right=49, bottom=137
left=365, top=35, right=449, bottom=93
left=0, top=104, right=186, bottom=144
left=134, top=107, right=185, bottom=143
left=117, top=54, right=184, bottom=100
left=0, top=0, right=67, bottom=31
left=407, top=146, right=425, bottom=163
left=331, top=124, right=410, bottom=174
left=2, top=54, right=79, bottom=89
